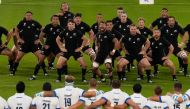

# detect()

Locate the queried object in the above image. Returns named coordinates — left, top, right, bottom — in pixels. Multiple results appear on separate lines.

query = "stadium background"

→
left=0, top=0, right=190, bottom=99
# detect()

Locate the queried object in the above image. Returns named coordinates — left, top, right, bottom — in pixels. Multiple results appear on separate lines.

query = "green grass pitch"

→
left=0, top=0, right=190, bottom=100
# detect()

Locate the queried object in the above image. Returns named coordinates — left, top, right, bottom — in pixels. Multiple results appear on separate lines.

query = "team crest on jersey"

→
left=50, top=27, right=53, bottom=31
left=35, top=35, right=38, bottom=37
left=159, top=42, right=163, bottom=45
left=23, top=22, right=26, bottom=26
left=174, top=30, right=178, bottom=32
left=119, top=25, right=122, bottom=28
left=166, top=29, right=169, bottom=33
left=128, top=37, right=131, bottom=41
left=160, top=20, right=162, bottom=24
left=81, top=27, right=84, bottom=29
left=151, top=42, right=154, bottom=45
left=64, top=16, right=67, bottom=19
left=32, top=23, right=35, bottom=27
left=73, top=33, right=76, bottom=36
left=27, top=26, right=31, bottom=29
left=104, top=36, right=107, bottom=38
left=53, top=32, right=56, bottom=35
left=137, top=38, right=140, bottom=41
left=66, top=32, right=69, bottom=36
left=144, top=32, right=147, bottom=34
left=123, top=28, right=126, bottom=31
left=68, top=13, right=71, bottom=16
left=57, top=29, right=60, bottom=32
left=95, top=26, right=97, bottom=29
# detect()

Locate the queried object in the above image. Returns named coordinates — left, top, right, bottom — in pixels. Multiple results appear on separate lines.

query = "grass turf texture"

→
left=0, top=0, right=190, bottom=100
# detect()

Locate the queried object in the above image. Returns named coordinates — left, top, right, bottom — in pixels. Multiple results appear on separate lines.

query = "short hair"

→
left=16, top=81, right=25, bottom=93
left=130, top=24, right=137, bottom=28
left=97, top=13, right=102, bottom=16
left=106, top=20, right=113, bottom=24
left=168, top=16, right=175, bottom=20
left=117, top=7, right=123, bottom=10
left=74, top=13, right=82, bottom=17
left=133, top=83, right=142, bottom=93
left=99, top=21, right=106, bottom=24
left=138, top=17, right=145, bottom=22
left=89, top=78, right=97, bottom=87
left=51, top=15, right=59, bottom=20
left=153, top=29, right=161, bottom=32
left=154, top=86, right=162, bottom=95
left=25, top=11, right=33, bottom=15
left=65, top=75, right=75, bottom=83
left=112, top=80, right=121, bottom=88
left=174, top=82, right=182, bottom=91
left=43, top=82, right=52, bottom=91
left=162, top=8, right=168, bottom=11
left=67, top=19, right=75, bottom=24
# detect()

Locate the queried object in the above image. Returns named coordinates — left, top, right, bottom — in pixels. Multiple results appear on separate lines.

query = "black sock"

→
left=63, top=65, right=68, bottom=75
left=13, top=62, right=19, bottom=73
left=117, top=71, right=122, bottom=80
left=178, top=57, right=183, bottom=68
left=100, top=75, right=104, bottom=79
left=112, top=58, right=115, bottom=68
left=122, top=71, right=126, bottom=78
left=183, top=64, right=188, bottom=76
left=57, top=68, right=62, bottom=80
left=48, top=63, right=53, bottom=67
left=82, top=68, right=86, bottom=80
left=154, top=65, right=158, bottom=74
left=41, top=62, right=47, bottom=74
left=34, top=64, right=41, bottom=76
left=127, top=64, right=130, bottom=72
left=172, top=75, right=177, bottom=80
left=9, top=60, right=14, bottom=71
left=146, top=70, right=151, bottom=81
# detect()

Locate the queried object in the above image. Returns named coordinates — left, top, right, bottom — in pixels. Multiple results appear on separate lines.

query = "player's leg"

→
left=104, top=57, right=113, bottom=82
left=117, top=57, right=129, bottom=80
left=92, top=54, right=106, bottom=82
left=0, top=47, right=14, bottom=71
left=163, top=59, right=177, bottom=81
left=76, top=53, right=88, bottom=82
left=138, top=57, right=152, bottom=83
left=177, top=50, right=188, bottom=76
left=56, top=54, right=68, bottom=82
left=47, top=53, right=55, bottom=70
left=82, top=46, right=96, bottom=61
left=12, top=50, right=25, bottom=75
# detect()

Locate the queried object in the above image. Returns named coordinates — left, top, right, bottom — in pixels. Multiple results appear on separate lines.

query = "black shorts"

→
left=61, top=52, right=82, bottom=60
left=42, top=46, right=60, bottom=56
left=95, top=52, right=110, bottom=65
left=173, top=46, right=181, bottom=56
left=184, top=43, right=190, bottom=52
left=82, top=45, right=91, bottom=52
left=19, top=43, right=40, bottom=53
left=112, top=50, right=121, bottom=60
left=125, top=54, right=144, bottom=63
left=150, top=58, right=165, bottom=66
left=0, top=46, right=7, bottom=54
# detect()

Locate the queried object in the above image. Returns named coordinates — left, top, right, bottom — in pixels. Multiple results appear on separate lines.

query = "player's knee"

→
left=92, top=61, right=99, bottom=68
left=105, top=63, right=112, bottom=69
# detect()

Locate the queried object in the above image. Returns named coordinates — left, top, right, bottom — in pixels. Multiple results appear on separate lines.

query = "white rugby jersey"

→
left=32, top=96, right=60, bottom=109
left=79, top=89, right=104, bottom=109
left=130, top=93, right=147, bottom=109
left=160, top=94, right=190, bottom=109
left=54, top=85, right=84, bottom=109
left=102, top=89, right=131, bottom=107
left=0, top=96, right=8, bottom=109
left=7, top=93, right=32, bottom=109
left=144, top=100, right=168, bottom=109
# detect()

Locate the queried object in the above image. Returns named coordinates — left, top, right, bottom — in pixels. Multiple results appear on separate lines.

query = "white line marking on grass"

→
left=2, top=2, right=190, bottom=6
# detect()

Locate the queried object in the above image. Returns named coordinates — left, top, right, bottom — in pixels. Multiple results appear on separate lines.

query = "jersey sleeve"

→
left=31, top=97, right=37, bottom=107
left=76, top=88, right=85, bottom=96
left=162, top=38, right=171, bottom=47
left=184, top=24, right=190, bottom=32
left=178, top=25, right=185, bottom=35
left=101, top=92, right=109, bottom=103
left=42, top=25, right=49, bottom=34
left=17, top=20, right=23, bottom=30
left=151, top=18, right=159, bottom=27
left=35, top=21, right=42, bottom=29
left=124, top=93, right=131, bottom=104
left=85, top=23, right=91, bottom=32
left=0, top=27, right=8, bottom=36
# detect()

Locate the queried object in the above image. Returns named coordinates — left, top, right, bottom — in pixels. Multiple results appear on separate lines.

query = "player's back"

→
left=102, top=89, right=130, bottom=106
left=130, top=93, right=147, bottom=109
left=144, top=100, right=168, bottom=109
left=32, top=96, right=60, bottom=109
left=0, top=96, right=8, bottom=109
left=172, top=93, right=190, bottom=109
left=80, top=89, right=104, bottom=109
left=7, top=93, right=32, bottom=109
left=54, top=86, right=84, bottom=109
